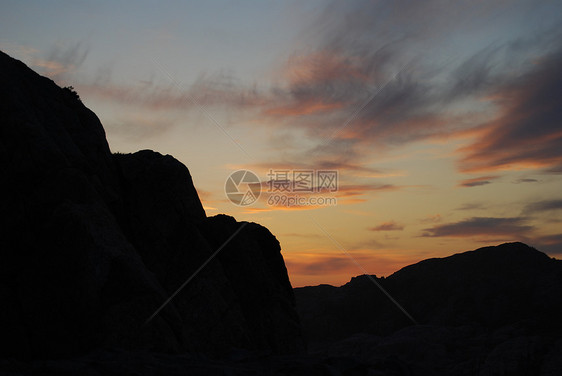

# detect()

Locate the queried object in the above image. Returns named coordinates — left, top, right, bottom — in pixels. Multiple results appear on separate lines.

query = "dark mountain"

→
left=295, top=242, right=562, bottom=375
left=0, top=50, right=304, bottom=359
left=296, top=242, right=562, bottom=342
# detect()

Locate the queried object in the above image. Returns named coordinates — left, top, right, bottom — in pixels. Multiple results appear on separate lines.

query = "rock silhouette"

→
left=0, top=50, right=304, bottom=359
left=295, top=242, right=562, bottom=375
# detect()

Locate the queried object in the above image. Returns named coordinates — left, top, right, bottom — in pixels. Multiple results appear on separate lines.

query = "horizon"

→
left=2, top=0, right=561, bottom=287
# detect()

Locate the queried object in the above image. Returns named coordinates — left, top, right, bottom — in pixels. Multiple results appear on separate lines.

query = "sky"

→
left=2, top=0, right=562, bottom=287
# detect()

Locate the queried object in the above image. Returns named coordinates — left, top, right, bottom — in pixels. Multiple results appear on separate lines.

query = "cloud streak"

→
left=458, top=176, right=499, bottom=188
left=422, top=217, right=533, bottom=238
left=524, top=199, right=562, bottom=214
left=459, top=47, right=562, bottom=174
left=533, top=233, right=562, bottom=256
left=369, top=221, right=404, bottom=232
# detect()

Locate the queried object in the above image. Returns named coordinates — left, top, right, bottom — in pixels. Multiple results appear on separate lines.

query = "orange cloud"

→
left=264, top=99, right=344, bottom=117
left=336, top=183, right=400, bottom=197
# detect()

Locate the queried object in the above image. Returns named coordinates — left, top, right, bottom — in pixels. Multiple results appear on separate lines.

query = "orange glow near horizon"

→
left=283, top=249, right=432, bottom=287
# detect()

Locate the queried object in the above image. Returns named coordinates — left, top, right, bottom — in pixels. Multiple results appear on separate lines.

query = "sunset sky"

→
left=2, top=0, right=561, bottom=287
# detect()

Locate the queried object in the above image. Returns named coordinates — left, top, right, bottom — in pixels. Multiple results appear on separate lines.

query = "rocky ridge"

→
left=0, top=50, right=304, bottom=359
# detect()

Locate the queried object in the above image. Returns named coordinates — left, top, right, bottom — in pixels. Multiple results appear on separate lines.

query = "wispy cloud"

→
left=524, top=199, right=562, bottom=214
left=249, top=2, right=562, bottom=177
left=455, top=202, right=486, bottom=211
left=459, top=47, right=562, bottom=174
left=337, top=183, right=401, bottom=197
left=0, top=41, right=88, bottom=81
left=369, top=221, right=404, bottom=232
left=533, top=233, right=562, bottom=256
left=0, top=42, right=38, bottom=61
left=422, top=217, right=533, bottom=238
left=80, top=71, right=267, bottom=112
left=458, top=175, right=499, bottom=188
left=514, top=178, right=539, bottom=184
left=246, top=160, right=384, bottom=176
left=420, top=214, right=442, bottom=223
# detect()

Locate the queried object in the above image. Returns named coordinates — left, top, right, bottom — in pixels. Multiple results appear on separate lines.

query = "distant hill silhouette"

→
left=0, top=50, right=304, bottom=359
left=295, top=242, right=562, bottom=374
left=296, top=242, right=562, bottom=341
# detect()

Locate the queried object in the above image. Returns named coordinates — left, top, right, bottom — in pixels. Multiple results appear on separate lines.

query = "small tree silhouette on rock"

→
left=63, top=85, right=81, bottom=101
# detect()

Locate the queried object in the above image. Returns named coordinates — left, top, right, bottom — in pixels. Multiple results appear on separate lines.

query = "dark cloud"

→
left=267, top=4, right=562, bottom=176
left=446, top=44, right=503, bottom=100
left=459, top=47, right=562, bottom=173
left=256, top=1, right=562, bottom=172
left=80, top=71, right=265, bottom=112
left=422, top=217, right=533, bottom=238
left=514, top=178, right=539, bottom=184
left=458, top=175, right=499, bottom=188
left=34, top=42, right=89, bottom=81
left=532, top=233, right=562, bottom=256
left=460, top=181, right=490, bottom=187
left=524, top=199, right=562, bottom=213
left=253, top=1, right=486, bottom=151
left=455, top=202, right=486, bottom=211
left=369, top=221, right=404, bottom=232
left=47, top=42, right=89, bottom=72
left=547, top=165, right=562, bottom=174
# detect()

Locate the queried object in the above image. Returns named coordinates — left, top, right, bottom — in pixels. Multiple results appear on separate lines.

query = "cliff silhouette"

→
left=1, top=50, right=561, bottom=375
left=0, top=50, right=304, bottom=359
